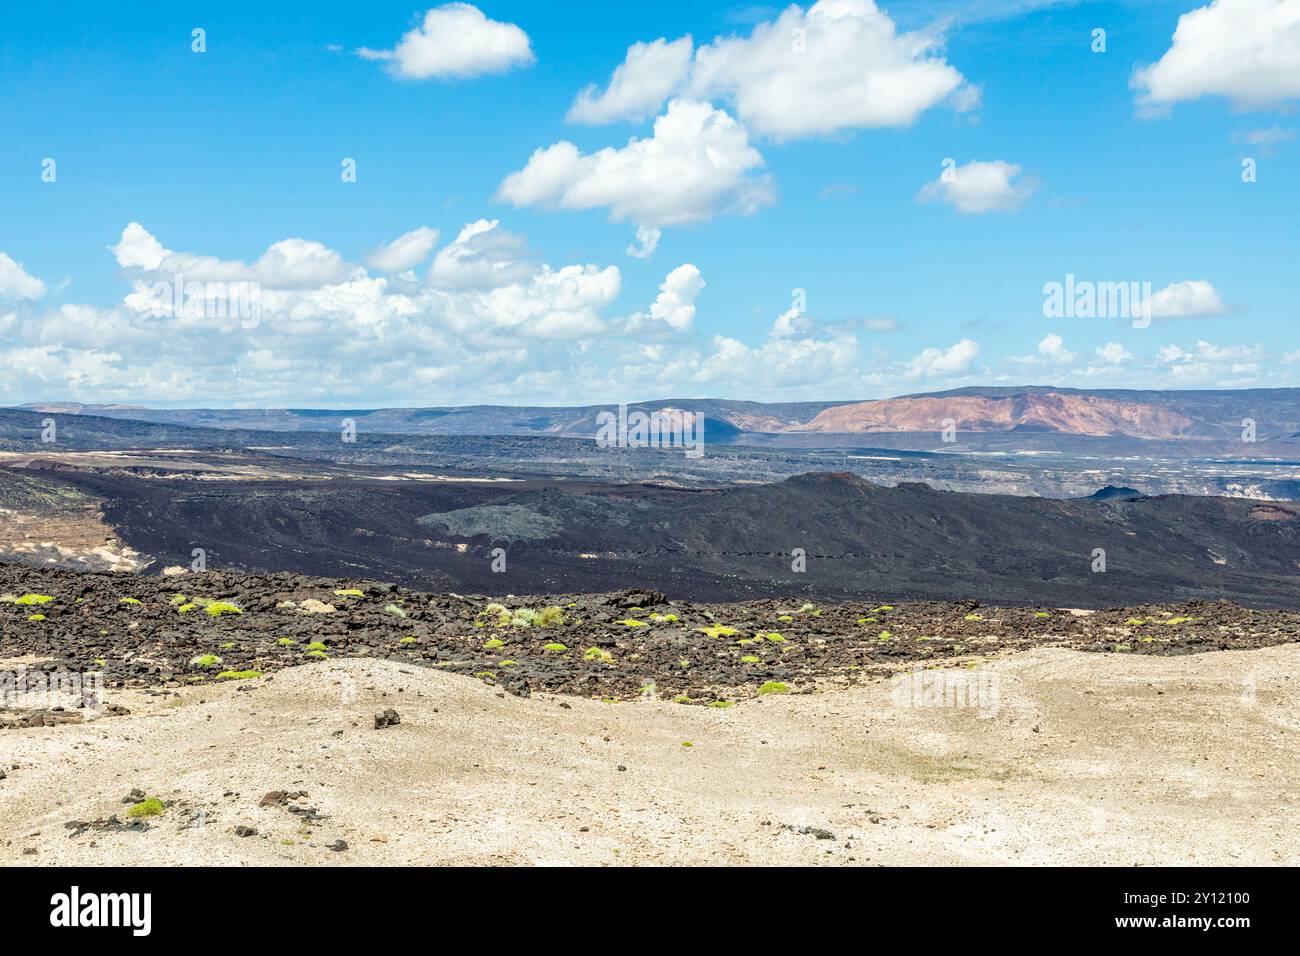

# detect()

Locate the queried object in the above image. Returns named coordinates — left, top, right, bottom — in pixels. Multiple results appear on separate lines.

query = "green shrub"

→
left=537, top=606, right=565, bottom=627
left=15, top=594, right=54, bottom=606
left=126, top=797, right=165, bottom=819
left=190, top=654, right=222, bottom=668
left=757, top=681, right=790, bottom=695
left=697, top=625, right=737, bottom=639
left=216, top=670, right=262, bottom=680
left=204, top=602, right=243, bottom=617
left=542, top=642, right=568, bottom=653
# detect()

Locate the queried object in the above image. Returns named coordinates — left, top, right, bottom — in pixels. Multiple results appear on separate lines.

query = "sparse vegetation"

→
left=697, top=624, right=738, bottom=639
left=126, top=797, right=165, bottom=819
left=757, top=681, right=790, bottom=695
left=204, top=602, right=243, bottom=617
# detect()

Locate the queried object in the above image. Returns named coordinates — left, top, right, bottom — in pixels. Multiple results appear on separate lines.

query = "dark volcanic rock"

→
left=2, top=564, right=1298, bottom=707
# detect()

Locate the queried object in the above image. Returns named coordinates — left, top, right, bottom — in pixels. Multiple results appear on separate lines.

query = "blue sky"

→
left=1, top=0, right=1297, bottom=407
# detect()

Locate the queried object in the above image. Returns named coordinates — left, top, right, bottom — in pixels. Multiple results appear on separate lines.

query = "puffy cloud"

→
left=1158, top=340, right=1262, bottom=364
left=691, top=331, right=859, bottom=386
left=625, top=225, right=662, bottom=260
left=646, top=264, right=705, bottom=331
left=1133, top=0, right=1300, bottom=113
left=918, top=160, right=1034, bottom=214
left=572, top=0, right=975, bottom=140
left=567, top=37, right=695, bottom=124
left=428, top=219, right=534, bottom=290
left=1096, top=342, right=1133, bottom=365
left=771, top=307, right=807, bottom=339
left=366, top=226, right=440, bottom=272
left=1144, top=280, right=1226, bottom=318
left=1037, top=332, right=1076, bottom=364
left=1007, top=332, right=1076, bottom=368
left=904, top=338, right=981, bottom=379
left=0, top=252, right=46, bottom=300
left=110, top=222, right=171, bottom=270
left=111, top=224, right=350, bottom=289
left=497, top=99, right=774, bottom=229
left=357, top=3, right=533, bottom=80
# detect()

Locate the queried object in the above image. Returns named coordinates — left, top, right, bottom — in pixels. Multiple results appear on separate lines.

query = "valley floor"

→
left=1, top=646, right=1296, bottom=866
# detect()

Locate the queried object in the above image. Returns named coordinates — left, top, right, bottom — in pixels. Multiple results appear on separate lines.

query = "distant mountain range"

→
left=15, top=386, right=1300, bottom=447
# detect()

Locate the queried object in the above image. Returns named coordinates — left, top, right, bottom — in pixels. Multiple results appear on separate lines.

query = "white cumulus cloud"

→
left=567, top=37, right=695, bottom=125
left=570, top=0, right=976, bottom=140
left=1145, top=280, right=1227, bottom=318
left=1096, top=342, right=1133, bottom=364
left=428, top=219, right=534, bottom=290
left=904, top=338, right=981, bottom=379
left=497, top=99, right=774, bottom=229
left=918, top=160, right=1034, bottom=213
left=112, top=224, right=351, bottom=289
left=366, top=227, right=440, bottom=273
left=0, top=252, right=46, bottom=300
left=357, top=3, right=534, bottom=80
left=646, top=264, right=705, bottom=331
left=1133, top=0, right=1300, bottom=113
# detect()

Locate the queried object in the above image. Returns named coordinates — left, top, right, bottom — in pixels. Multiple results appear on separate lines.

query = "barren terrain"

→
left=2, top=646, right=1295, bottom=866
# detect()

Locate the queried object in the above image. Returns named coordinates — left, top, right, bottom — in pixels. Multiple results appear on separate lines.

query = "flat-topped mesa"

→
left=791, top=392, right=1196, bottom=439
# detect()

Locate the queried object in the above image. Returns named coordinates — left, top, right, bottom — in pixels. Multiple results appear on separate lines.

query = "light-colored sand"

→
left=2, top=645, right=1297, bottom=866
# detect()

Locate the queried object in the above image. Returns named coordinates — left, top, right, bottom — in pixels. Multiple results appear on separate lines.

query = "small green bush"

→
left=205, top=602, right=243, bottom=617
left=757, top=681, right=790, bottom=695
left=126, top=797, right=165, bottom=819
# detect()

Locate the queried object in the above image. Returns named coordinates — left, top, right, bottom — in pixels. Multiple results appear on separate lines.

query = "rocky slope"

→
left=3, top=565, right=1298, bottom=704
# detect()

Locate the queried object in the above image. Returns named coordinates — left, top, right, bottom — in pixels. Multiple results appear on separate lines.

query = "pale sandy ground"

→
left=2, top=645, right=1297, bottom=866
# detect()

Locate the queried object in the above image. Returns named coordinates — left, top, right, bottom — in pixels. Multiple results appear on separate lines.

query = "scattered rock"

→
left=374, top=709, right=401, bottom=729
